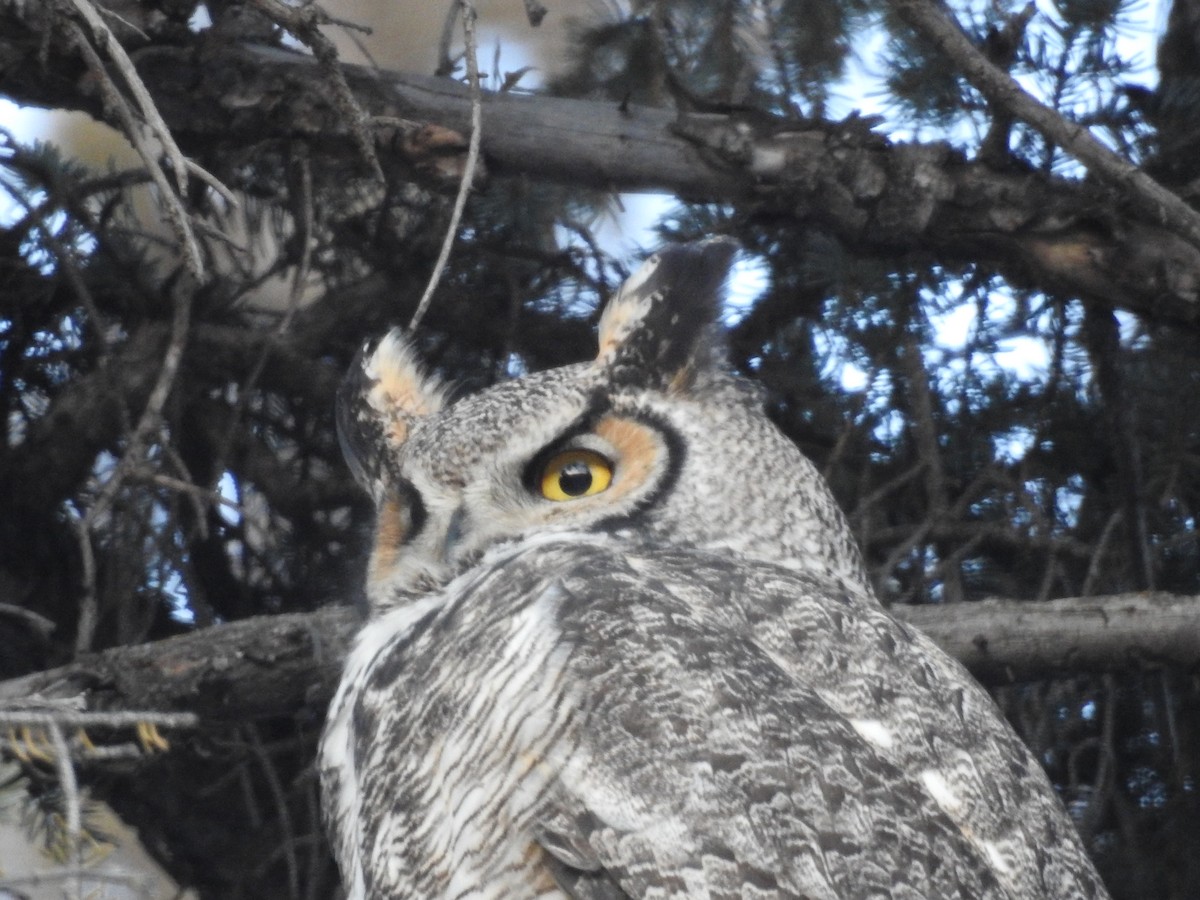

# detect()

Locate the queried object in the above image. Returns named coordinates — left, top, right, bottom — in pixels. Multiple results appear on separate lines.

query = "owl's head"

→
left=340, top=239, right=868, bottom=613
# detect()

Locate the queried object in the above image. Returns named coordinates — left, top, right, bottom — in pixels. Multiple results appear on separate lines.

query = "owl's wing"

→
left=532, top=553, right=1013, bottom=900
left=702, top=551, right=1109, bottom=900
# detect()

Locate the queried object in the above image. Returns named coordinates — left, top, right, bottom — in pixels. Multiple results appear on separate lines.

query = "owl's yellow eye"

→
left=539, top=449, right=614, bottom=501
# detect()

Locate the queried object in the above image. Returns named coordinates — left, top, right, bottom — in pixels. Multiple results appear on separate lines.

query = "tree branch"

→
left=895, top=591, right=1200, bottom=682
left=0, top=606, right=359, bottom=723
left=2, top=2, right=1200, bottom=327
left=888, top=0, right=1200, bottom=251
left=2, top=593, right=1197, bottom=726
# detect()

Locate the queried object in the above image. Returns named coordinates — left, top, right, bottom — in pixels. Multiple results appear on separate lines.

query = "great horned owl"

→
left=319, top=240, right=1109, bottom=899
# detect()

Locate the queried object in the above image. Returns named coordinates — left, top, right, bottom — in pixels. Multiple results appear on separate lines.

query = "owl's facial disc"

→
left=441, top=410, right=678, bottom=565
left=362, top=402, right=679, bottom=605
left=348, top=241, right=739, bottom=610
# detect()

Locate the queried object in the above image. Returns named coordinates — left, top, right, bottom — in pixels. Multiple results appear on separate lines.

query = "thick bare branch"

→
left=895, top=592, right=1200, bottom=682
left=1, top=593, right=1197, bottom=727
left=0, top=607, right=359, bottom=722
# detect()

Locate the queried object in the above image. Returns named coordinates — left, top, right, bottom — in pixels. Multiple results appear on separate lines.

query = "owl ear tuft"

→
left=596, top=237, right=739, bottom=391
left=337, top=329, right=447, bottom=494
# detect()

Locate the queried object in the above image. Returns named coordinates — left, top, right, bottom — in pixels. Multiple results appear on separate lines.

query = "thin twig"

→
left=66, top=505, right=99, bottom=656
left=92, top=3, right=150, bottom=42
left=410, top=0, right=484, bottom=331
left=85, top=283, right=194, bottom=527
left=1035, top=544, right=1058, bottom=603
left=303, top=768, right=324, bottom=900
left=1081, top=509, right=1123, bottom=597
left=142, top=472, right=247, bottom=515
left=287, top=154, right=316, bottom=308
left=212, top=154, right=315, bottom=478
left=247, top=725, right=300, bottom=900
left=888, top=0, right=1200, bottom=251
left=46, top=722, right=82, bottom=885
left=0, top=868, right=156, bottom=889
left=71, top=283, right=193, bottom=652
left=1076, top=675, right=1117, bottom=839
left=160, top=444, right=211, bottom=542
left=877, top=518, right=934, bottom=600
left=66, top=0, right=188, bottom=194
left=0, top=710, right=199, bottom=729
left=121, top=286, right=193, bottom=480
left=62, top=20, right=205, bottom=279
left=849, top=460, right=927, bottom=523
left=921, top=528, right=986, bottom=600
left=1161, top=671, right=1184, bottom=788
left=0, top=604, right=57, bottom=639
left=186, top=158, right=241, bottom=208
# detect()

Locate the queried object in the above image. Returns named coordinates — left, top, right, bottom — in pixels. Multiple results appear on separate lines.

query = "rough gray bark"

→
left=2, top=0, right=1200, bottom=328
left=0, top=606, right=359, bottom=722
left=3, top=593, right=1197, bottom=725
left=897, top=592, right=1200, bottom=682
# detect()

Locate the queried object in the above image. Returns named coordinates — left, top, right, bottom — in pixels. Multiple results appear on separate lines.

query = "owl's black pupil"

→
left=558, top=461, right=593, bottom=496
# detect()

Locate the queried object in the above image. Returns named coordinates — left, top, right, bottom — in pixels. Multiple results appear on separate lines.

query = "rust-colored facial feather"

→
left=363, top=329, right=447, bottom=451
left=593, top=416, right=663, bottom=503
left=368, top=493, right=412, bottom=587
left=373, top=362, right=442, bottom=422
